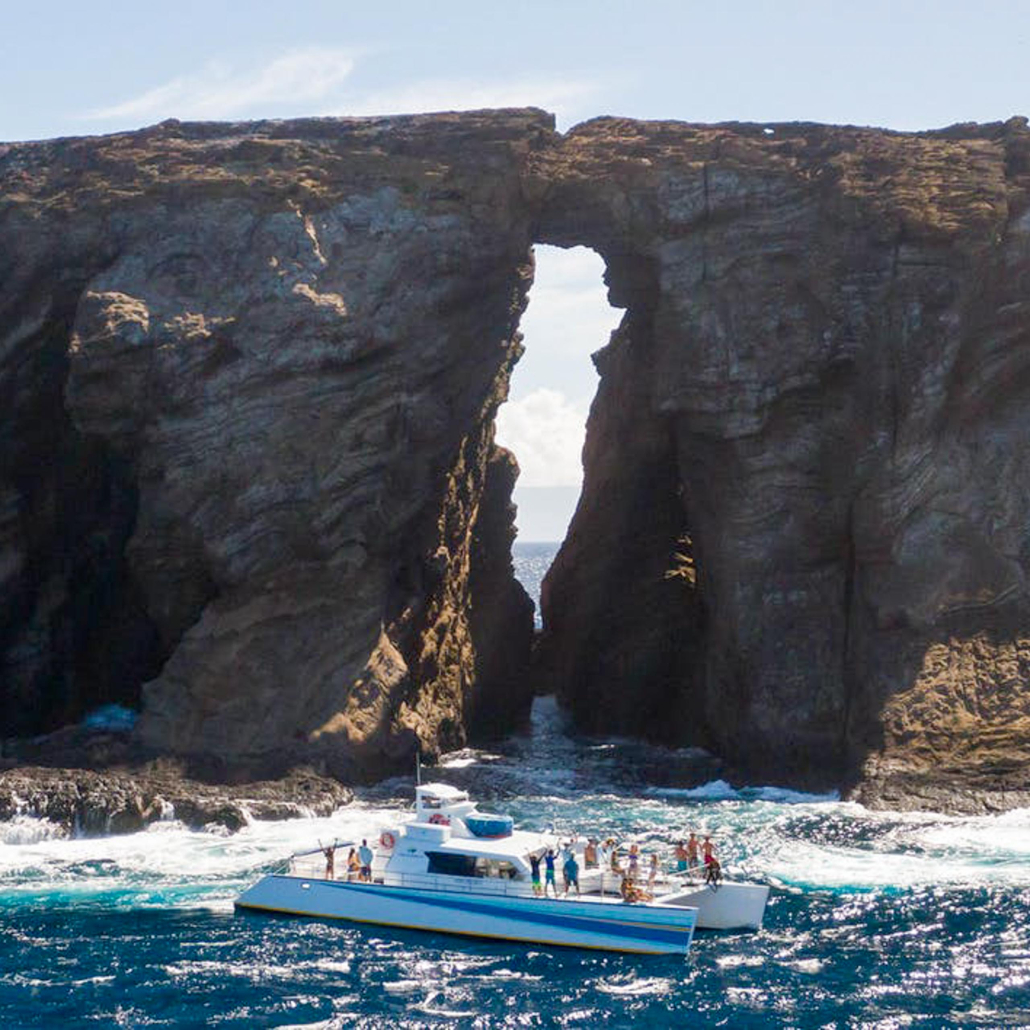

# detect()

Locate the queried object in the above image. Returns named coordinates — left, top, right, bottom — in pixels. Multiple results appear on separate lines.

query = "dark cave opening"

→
left=0, top=297, right=165, bottom=739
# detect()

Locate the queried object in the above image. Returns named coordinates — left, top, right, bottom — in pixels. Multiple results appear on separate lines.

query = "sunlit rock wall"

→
left=0, top=111, right=542, bottom=777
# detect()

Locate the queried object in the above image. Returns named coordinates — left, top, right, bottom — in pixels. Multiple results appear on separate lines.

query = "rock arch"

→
left=2, top=110, right=1030, bottom=808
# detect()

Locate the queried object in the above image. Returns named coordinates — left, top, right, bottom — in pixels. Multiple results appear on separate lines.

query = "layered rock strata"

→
left=533, top=117, right=1030, bottom=810
left=3, top=110, right=1030, bottom=812
left=1, top=111, right=539, bottom=782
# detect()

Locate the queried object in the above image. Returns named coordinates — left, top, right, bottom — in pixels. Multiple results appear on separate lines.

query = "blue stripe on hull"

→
left=235, top=902, right=669, bottom=955
left=247, top=877, right=694, bottom=948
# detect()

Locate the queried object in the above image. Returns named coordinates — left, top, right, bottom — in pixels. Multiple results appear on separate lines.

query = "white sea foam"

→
left=0, top=815, right=65, bottom=846
left=4, top=694, right=1030, bottom=909
left=759, top=806, right=1030, bottom=892
left=646, top=781, right=839, bottom=804
left=596, top=976, right=673, bottom=997
left=0, top=800, right=403, bottom=910
left=750, top=786, right=841, bottom=804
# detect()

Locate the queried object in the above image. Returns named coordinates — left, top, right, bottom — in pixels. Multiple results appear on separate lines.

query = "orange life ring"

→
left=428, top=813, right=450, bottom=826
left=379, top=830, right=396, bottom=850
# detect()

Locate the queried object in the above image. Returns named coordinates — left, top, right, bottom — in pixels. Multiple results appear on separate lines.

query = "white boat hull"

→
left=236, top=875, right=697, bottom=955
left=661, top=880, right=770, bottom=930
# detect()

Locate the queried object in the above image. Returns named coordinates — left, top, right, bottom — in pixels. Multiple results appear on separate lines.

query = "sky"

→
left=3, top=0, right=1029, bottom=539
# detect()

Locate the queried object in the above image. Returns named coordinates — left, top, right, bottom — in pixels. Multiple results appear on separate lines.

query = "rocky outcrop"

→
left=0, top=762, right=352, bottom=835
left=3, top=110, right=1030, bottom=811
left=533, top=117, right=1030, bottom=809
left=1, top=111, right=540, bottom=782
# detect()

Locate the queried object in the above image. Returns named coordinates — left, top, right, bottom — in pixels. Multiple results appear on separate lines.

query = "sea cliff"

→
left=2, top=110, right=1029, bottom=814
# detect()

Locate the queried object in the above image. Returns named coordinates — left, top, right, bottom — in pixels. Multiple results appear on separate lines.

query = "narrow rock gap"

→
left=494, top=244, right=621, bottom=636
left=492, top=242, right=707, bottom=748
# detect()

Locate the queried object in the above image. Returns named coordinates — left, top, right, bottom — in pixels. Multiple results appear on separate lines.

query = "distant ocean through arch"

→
left=512, top=540, right=559, bottom=629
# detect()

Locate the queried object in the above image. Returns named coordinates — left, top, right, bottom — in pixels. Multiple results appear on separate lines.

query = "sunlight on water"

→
left=2, top=695, right=1030, bottom=1025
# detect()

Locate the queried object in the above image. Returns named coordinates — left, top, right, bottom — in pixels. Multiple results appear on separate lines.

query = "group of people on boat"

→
left=524, top=832, right=722, bottom=903
left=318, top=822, right=722, bottom=900
left=529, top=842, right=581, bottom=897
left=321, top=839, right=373, bottom=882
left=673, top=832, right=721, bottom=885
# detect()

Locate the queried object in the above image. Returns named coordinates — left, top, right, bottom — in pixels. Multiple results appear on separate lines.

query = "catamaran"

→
left=235, top=782, right=768, bottom=954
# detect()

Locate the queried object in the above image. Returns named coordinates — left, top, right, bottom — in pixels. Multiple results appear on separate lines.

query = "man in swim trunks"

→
left=530, top=852, right=542, bottom=896
left=544, top=849, right=557, bottom=897
left=687, top=832, right=700, bottom=868
left=675, top=840, right=689, bottom=871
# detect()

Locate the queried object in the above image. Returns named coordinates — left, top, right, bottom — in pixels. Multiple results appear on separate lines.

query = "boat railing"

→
left=381, top=870, right=536, bottom=898
left=282, top=852, right=715, bottom=893
left=286, top=849, right=351, bottom=879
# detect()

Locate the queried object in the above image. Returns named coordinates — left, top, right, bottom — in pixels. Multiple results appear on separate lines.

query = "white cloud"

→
left=85, top=51, right=599, bottom=129
left=88, top=48, right=357, bottom=122
left=495, top=387, right=589, bottom=488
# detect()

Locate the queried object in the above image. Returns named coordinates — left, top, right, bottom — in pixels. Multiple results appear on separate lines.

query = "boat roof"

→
left=434, top=829, right=548, bottom=861
left=416, top=782, right=468, bottom=800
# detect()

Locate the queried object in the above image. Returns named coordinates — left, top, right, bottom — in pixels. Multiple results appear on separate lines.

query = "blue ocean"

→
left=2, top=545, right=1029, bottom=1028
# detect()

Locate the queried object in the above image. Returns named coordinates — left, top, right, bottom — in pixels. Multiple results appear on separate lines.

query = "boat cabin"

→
left=376, top=784, right=538, bottom=889
left=414, top=783, right=475, bottom=825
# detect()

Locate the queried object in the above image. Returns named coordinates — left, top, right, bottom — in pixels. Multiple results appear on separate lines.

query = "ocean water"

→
left=2, top=695, right=1030, bottom=1028
left=512, top=541, right=556, bottom=629
left=1, top=543, right=1028, bottom=1026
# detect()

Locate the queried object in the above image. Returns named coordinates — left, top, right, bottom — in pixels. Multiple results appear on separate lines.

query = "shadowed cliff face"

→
left=2, top=110, right=1030, bottom=808
left=533, top=117, right=1030, bottom=809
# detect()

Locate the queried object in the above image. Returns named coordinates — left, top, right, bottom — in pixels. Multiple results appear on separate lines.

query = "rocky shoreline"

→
left=0, top=726, right=352, bottom=836
left=0, top=764, right=352, bottom=836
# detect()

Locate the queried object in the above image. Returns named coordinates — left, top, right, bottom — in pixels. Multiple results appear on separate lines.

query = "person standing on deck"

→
left=610, top=840, right=623, bottom=874
left=544, top=849, right=558, bottom=897
left=648, top=852, right=659, bottom=889
left=560, top=843, right=574, bottom=893
left=675, top=840, right=689, bottom=871
left=564, top=849, right=580, bottom=896
left=628, top=843, right=640, bottom=878
left=530, top=852, right=542, bottom=896
left=687, top=832, right=700, bottom=868
left=358, top=839, right=374, bottom=882
left=584, top=839, right=598, bottom=868
left=704, top=854, right=722, bottom=886
left=702, top=835, right=715, bottom=868
left=320, top=842, right=336, bottom=880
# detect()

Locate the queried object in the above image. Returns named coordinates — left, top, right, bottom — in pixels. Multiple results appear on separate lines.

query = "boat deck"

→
left=284, top=853, right=710, bottom=908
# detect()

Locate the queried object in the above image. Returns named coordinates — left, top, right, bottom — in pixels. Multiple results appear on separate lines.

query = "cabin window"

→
left=426, top=852, right=477, bottom=877
left=473, top=858, right=520, bottom=879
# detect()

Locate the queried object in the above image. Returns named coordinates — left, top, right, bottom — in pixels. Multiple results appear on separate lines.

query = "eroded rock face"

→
left=533, top=117, right=1030, bottom=807
left=3, top=110, right=1030, bottom=810
left=1, top=111, right=541, bottom=779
